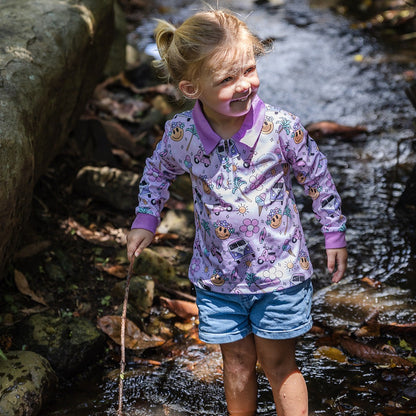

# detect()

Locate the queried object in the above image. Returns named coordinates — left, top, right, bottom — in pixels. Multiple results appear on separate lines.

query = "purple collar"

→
left=192, top=95, right=266, bottom=154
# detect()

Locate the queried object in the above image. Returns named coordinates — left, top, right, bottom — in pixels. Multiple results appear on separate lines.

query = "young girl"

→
left=127, top=8, right=347, bottom=416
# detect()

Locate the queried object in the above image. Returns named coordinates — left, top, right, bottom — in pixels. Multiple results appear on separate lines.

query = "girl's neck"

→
left=201, top=105, right=245, bottom=140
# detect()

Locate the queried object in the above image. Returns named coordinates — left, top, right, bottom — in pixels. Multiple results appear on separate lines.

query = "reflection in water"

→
left=41, top=0, right=416, bottom=414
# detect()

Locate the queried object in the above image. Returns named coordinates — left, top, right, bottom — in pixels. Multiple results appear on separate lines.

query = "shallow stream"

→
left=41, top=0, right=416, bottom=414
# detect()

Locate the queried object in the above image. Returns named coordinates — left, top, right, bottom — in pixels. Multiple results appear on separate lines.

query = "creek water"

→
left=41, top=0, right=416, bottom=414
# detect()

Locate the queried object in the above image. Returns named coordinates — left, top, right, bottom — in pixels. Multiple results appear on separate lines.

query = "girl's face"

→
left=181, top=44, right=260, bottom=125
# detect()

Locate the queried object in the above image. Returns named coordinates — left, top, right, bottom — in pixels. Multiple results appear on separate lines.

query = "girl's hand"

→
left=127, top=229, right=154, bottom=262
left=326, top=247, right=348, bottom=283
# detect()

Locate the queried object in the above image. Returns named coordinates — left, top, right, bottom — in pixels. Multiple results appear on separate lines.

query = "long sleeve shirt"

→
left=132, top=95, right=346, bottom=294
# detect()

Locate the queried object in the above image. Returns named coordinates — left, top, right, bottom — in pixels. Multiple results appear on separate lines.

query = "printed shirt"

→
left=132, top=95, right=347, bottom=294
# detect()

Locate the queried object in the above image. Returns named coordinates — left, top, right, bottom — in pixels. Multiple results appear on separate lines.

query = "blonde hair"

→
left=153, top=9, right=265, bottom=96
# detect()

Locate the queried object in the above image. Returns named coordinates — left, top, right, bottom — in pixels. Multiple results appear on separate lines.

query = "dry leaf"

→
left=306, top=121, right=367, bottom=139
left=14, top=240, right=51, bottom=259
left=14, top=270, right=48, bottom=306
left=95, top=263, right=127, bottom=278
left=314, top=346, right=348, bottom=364
left=160, top=297, right=199, bottom=320
left=97, top=315, right=165, bottom=350
left=361, top=276, right=382, bottom=288
left=338, top=336, right=414, bottom=368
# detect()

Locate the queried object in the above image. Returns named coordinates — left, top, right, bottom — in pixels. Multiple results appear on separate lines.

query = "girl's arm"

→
left=129, top=119, right=186, bottom=257
left=280, top=116, right=347, bottom=280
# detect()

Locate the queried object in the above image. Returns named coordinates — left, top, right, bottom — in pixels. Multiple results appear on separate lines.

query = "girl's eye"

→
left=221, top=76, right=233, bottom=84
left=245, top=66, right=256, bottom=75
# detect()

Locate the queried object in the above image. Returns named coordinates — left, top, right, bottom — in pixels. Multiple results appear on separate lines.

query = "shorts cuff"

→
left=198, top=327, right=252, bottom=344
left=252, top=318, right=312, bottom=340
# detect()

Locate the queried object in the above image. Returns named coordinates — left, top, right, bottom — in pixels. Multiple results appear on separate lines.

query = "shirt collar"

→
left=192, top=94, right=266, bottom=154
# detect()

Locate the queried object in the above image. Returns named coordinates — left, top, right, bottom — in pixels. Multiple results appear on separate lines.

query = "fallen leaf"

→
left=314, top=346, right=348, bottom=364
left=97, top=315, right=165, bottom=350
left=160, top=297, right=199, bottom=320
left=95, top=262, right=127, bottom=278
left=338, top=336, right=414, bottom=368
left=306, top=120, right=368, bottom=139
left=14, top=240, right=52, bottom=259
left=14, top=270, right=48, bottom=306
left=361, top=276, right=382, bottom=288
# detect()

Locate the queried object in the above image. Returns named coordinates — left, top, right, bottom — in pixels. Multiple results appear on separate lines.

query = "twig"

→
left=117, top=260, right=134, bottom=416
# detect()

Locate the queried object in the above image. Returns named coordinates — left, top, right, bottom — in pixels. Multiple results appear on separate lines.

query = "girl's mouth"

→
left=232, top=92, right=252, bottom=103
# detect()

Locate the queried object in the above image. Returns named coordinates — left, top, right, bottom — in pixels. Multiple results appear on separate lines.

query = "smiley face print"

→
left=262, top=116, right=274, bottom=135
left=293, top=129, right=304, bottom=144
left=299, top=253, right=310, bottom=270
left=266, top=208, right=283, bottom=229
left=214, top=220, right=234, bottom=240
left=170, top=122, right=185, bottom=141
left=211, top=270, right=226, bottom=286
left=308, top=187, right=320, bottom=200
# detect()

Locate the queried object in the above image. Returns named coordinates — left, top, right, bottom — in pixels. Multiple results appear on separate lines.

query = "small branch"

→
left=117, top=260, right=134, bottom=416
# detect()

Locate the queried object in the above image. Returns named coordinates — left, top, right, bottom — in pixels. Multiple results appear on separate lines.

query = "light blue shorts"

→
left=195, top=279, right=313, bottom=344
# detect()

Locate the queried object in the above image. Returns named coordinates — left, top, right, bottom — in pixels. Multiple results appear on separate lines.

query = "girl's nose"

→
left=236, top=78, right=250, bottom=93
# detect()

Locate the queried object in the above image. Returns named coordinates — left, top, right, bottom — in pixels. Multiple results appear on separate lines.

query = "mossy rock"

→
left=0, top=350, right=57, bottom=416
left=13, top=314, right=105, bottom=377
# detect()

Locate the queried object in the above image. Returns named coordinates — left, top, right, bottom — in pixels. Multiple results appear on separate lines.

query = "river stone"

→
left=133, top=248, right=176, bottom=281
left=0, top=350, right=57, bottom=416
left=0, top=0, right=116, bottom=279
left=13, top=314, right=105, bottom=377
left=313, top=278, right=416, bottom=328
left=74, top=165, right=141, bottom=211
left=157, top=209, right=195, bottom=239
left=112, top=275, right=155, bottom=315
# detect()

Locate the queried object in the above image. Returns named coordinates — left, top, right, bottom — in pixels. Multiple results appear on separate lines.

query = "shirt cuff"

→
left=131, top=213, right=159, bottom=234
left=324, top=232, right=346, bottom=249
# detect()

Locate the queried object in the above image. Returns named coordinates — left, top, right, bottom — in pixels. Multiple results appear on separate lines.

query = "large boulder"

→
left=0, top=0, right=117, bottom=279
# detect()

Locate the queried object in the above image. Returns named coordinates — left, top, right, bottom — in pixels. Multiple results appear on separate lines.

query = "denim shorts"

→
left=195, top=279, right=313, bottom=344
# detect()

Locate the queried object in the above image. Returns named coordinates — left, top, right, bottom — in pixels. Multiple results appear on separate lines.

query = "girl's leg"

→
left=220, top=334, right=258, bottom=416
left=254, top=337, right=308, bottom=416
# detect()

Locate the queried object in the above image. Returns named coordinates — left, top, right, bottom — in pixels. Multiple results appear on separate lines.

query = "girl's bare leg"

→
left=220, top=334, right=258, bottom=416
left=254, top=337, right=308, bottom=416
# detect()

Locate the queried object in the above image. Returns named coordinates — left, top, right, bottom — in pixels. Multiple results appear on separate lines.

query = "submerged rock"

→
left=313, top=278, right=416, bottom=328
left=0, top=350, right=57, bottom=416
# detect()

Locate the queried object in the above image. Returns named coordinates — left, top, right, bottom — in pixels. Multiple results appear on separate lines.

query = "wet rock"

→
left=397, top=163, right=416, bottom=221
left=74, top=165, right=140, bottom=211
left=13, top=314, right=105, bottom=377
left=0, top=350, right=57, bottom=416
left=313, top=278, right=416, bottom=328
left=158, top=209, right=195, bottom=239
left=133, top=248, right=175, bottom=280
left=112, top=275, right=155, bottom=315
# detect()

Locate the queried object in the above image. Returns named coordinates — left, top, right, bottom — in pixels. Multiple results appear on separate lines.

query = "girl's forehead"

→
left=207, top=44, right=255, bottom=73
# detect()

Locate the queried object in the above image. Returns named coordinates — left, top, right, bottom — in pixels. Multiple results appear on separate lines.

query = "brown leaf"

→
left=95, top=263, right=127, bottom=279
left=97, top=315, right=165, bottom=350
left=100, top=119, right=145, bottom=157
left=306, top=121, right=367, bottom=139
left=338, top=336, right=414, bottom=368
left=314, top=346, right=348, bottom=364
left=14, top=270, right=48, bottom=306
left=14, top=240, right=52, bottom=259
left=361, top=276, right=382, bottom=288
left=159, top=297, right=199, bottom=320
left=64, top=218, right=118, bottom=247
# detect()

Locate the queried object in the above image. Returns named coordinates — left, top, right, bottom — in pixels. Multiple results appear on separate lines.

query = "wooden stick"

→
left=117, top=261, right=134, bottom=416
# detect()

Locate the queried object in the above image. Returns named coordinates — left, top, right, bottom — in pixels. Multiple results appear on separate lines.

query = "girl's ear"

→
left=179, top=80, right=198, bottom=98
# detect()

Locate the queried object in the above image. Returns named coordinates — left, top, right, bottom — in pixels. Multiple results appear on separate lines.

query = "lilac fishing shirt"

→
left=132, top=95, right=346, bottom=294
